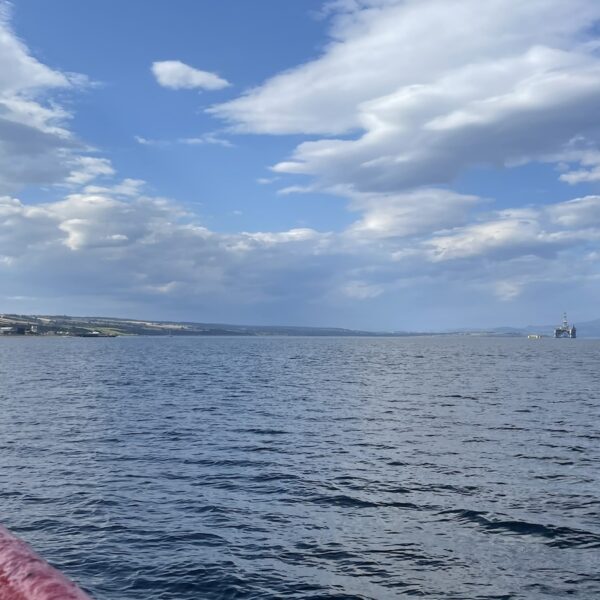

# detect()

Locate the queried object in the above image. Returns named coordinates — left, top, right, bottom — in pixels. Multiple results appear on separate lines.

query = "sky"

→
left=1, top=0, right=600, bottom=330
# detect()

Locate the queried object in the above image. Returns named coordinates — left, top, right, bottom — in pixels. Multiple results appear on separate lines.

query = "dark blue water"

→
left=0, top=336, right=599, bottom=599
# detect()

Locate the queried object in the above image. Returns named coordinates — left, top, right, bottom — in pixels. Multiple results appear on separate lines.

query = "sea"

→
left=0, top=336, right=599, bottom=599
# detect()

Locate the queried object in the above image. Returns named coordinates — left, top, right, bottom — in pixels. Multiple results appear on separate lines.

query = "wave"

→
left=439, top=509, right=600, bottom=548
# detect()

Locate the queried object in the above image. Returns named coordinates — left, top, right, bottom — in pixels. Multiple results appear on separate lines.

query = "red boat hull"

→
left=0, top=525, right=91, bottom=600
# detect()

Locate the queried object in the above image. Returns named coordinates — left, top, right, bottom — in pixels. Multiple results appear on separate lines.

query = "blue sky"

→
left=13, top=0, right=342, bottom=232
left=1, top=0, right=600, bottom=329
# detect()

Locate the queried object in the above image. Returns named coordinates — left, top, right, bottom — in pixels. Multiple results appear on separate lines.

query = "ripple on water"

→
left=0, top=335, right=599, bottom=599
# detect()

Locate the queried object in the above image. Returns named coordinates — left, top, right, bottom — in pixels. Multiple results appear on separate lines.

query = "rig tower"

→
left=554, top=313, right=576, bottom=338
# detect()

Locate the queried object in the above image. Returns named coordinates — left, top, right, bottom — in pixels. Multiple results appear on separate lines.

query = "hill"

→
left=1, top=313, right=598, bottom=338
left=0, top=314, right=412, bottom=337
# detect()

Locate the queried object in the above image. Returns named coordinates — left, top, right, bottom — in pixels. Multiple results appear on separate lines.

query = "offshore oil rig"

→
left=554, top=313, right=576, bottom=338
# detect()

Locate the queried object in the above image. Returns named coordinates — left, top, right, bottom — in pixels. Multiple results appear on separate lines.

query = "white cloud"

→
left=277, top=185, right=316, bottom=196
left=347, top=188, right=480, bottom=239
left=134, top=135, right=156, bottom=146
left=2, top=1, right=599, bottom=326
left=0, top=7, right=112, bottom=193
left=547, top=195, right=600, bottom=228
left=210, top=0, right=600, bottom=194
left=0, top=5, right=69, bottom=93
left=65, top=157, right=115, bottom=186
left=422, top=199, right=600, bottom=263
left=152, top=60, right=230, bottom=91
left=243, top=228, right=323, bottom=246
left=135, top=133, right=233, bottom=148
left=0, top=190, right=333, bottom=306
left=179, top=133, right=233, bottom=147
left=0, top=11, right=73, bottom=192
left=1, top=184, right=599, bottom=321
left=84, top=178, right=146, bottom=197
left=561, top=168, right=600, bottom=185
left=553, top=148, right=600, bottom=184
left=426, top=217, right=550, bottom=261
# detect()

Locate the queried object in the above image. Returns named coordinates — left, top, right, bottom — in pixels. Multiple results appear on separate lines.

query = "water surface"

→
left=0, top=336, right=598, bottom=599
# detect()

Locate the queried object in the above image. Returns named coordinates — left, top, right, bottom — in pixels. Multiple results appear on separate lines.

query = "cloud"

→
left=83, top=178, right=146, bottom=197
left=64, top=157, right=115, bottom=186
left=0, top=187, right=335, bottom=311
left=347, top=188, right=480, bottom=239
left=552, top=147, right=600, bottom=184
left=210, top=0, right=600, bottom=194
left=2, top=1, right=599, bottom=327
left=134, top=135, right=156, bottom=146
left=179, top=133, right=234, bottom=147
left=547, top=194, right=600, bottom=228
left=425, top=216, right=554, bottom=262
left=0, top=5, right=69, bottom=93
left=0, top=7, right=112, bottom=193
left=344, top=192, right=600, bottom=305
left=1, top=183, right=599, bottom=322
left=152, top=60, right=230, bottom=91
left=134, top=133, right=234, bottom=148
left=423, top=203, right=596, bottom=262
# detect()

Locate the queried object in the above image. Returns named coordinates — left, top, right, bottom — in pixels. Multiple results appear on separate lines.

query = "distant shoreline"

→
left=1, top=312, right=598, bottom=338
